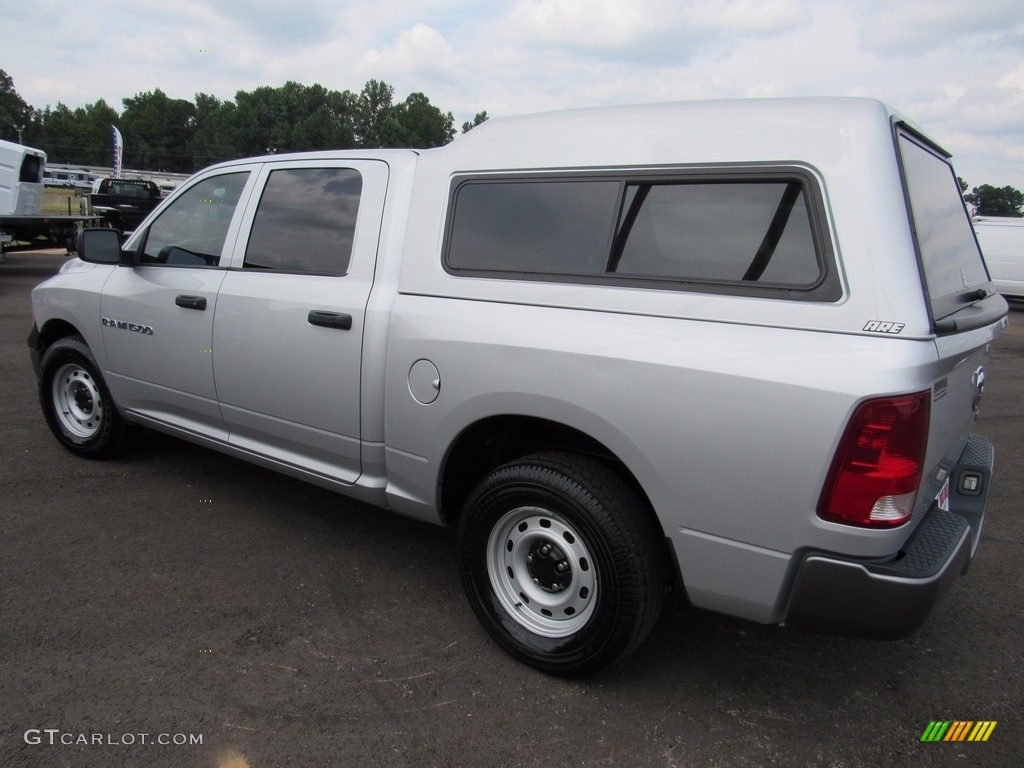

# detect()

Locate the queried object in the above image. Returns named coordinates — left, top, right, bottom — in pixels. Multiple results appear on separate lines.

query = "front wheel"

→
left=39, top=336, right=136, bottom=458
left=457, top=452, right=665, bottom=675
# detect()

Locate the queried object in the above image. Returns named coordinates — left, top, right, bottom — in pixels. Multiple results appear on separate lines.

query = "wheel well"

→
left=37, top=319, right=81, bottom=351
left=440, top=416, right=654, bottom=528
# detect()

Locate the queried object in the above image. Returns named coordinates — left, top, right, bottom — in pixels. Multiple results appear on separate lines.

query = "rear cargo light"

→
left=818, top=391, right=931, bottom=528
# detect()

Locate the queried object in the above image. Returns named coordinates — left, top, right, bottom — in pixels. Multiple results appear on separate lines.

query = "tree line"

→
left=3, top=68, right=1022, bottom=215
left=1, top=69, right=488, bottom=174
left=959, top=178, right=1024, bottom=218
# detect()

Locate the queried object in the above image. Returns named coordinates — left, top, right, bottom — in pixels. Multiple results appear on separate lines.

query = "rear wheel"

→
left=457, top=452, right=665, bottom=675
left=39, top=336, right=136, bottom=458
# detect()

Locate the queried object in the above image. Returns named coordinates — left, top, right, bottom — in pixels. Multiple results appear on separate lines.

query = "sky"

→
left=2, top=0, right=1023, bottom=188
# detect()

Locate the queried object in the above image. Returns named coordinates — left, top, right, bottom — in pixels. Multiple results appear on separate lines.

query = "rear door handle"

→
left=175, top=295, right=207, bottom=311
left=308, top=310, right=352, bottom=330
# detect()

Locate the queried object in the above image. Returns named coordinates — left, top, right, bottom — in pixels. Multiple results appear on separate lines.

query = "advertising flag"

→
left=112, top=125, right=123, bottom=179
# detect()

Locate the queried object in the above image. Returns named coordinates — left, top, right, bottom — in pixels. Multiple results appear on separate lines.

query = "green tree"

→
left=0, top=69, right=34, bottom=143
left=35, top=103, right=84, bottom=164
left=79, top=99, right=120, bottom=165
left=120, top=89, right=196, bottom=172
left=293, top=103, right=356, bottom=151
left=353, top=80, right=405, bottom=147
left=233, top=81, right=356, bottom=156
left=189, top=92, right=240, bottom=166
left=290, top=84, right=356, bottom=151
left=461, top=111, right=488, bottom=134
left=29, top=99, right=120, bottom=165
left=234, top=85, right=286, bottom=156
left=10, top=76, right=462, bottom=170
left=394, top=92, right=455, bottom=148
left=964, top=184, right=1024, bottom=217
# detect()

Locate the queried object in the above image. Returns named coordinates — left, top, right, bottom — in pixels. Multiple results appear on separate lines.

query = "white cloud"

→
left=1, top=0, right=1022, bottom=187
left=914, top=86, right=1024, bottom=137
left=503, top=0, right=670, bottom=49
left=854, top=0, right=1024, bottom=56
left=705, top=0, right=809, bottom=34
left=997, top=62, right=1024, bottom=90
left=497, top=0, right=809, bottom=63
left=356, top=24, right=460, bottom=82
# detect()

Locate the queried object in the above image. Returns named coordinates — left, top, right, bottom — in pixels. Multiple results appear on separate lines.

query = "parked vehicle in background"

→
left=88, top=177, right=163, bottom=233
left=0, top=139, right=98, bottom=261
left=43, top=166, right=97, bottom=190
left=1, top=138, right=46, bottom=216
left=29, top=98, right=1007, bottom=675
left=974, top=216, right=1024, bottom=300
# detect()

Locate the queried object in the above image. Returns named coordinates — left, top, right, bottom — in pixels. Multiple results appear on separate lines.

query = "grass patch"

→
left=41, top=187, right=89, bottom=215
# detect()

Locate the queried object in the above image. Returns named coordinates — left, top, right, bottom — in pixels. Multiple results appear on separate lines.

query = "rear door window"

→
left=243, top=167, right=362, bottom=275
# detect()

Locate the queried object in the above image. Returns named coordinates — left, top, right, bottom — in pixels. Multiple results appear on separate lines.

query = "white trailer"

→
left=0, top=139, right=98, bottom=262
left=0, top=137, right=46, bottom=216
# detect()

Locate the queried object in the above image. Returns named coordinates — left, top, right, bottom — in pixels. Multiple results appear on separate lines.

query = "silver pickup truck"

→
left=28, top=98, right=1008, bottom=675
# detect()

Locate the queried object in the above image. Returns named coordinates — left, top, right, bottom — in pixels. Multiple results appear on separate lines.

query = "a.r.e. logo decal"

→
left=863, top=320, right=905, bottom=334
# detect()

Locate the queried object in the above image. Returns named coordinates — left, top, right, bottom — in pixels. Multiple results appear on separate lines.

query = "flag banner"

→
left=112, top=126, right=123, bottom=179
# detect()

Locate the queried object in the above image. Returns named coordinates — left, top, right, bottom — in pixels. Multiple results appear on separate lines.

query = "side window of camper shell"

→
left=444, top=169, right=839, bottom=301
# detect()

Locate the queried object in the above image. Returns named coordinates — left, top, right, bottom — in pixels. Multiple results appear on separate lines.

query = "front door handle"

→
left=308, top=310, right=352, bottom=330
left=175, top=295, right=207, bottom=311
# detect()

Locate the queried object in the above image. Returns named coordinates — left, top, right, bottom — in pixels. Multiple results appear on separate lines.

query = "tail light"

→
left=818, top=391, right=931, bottom=528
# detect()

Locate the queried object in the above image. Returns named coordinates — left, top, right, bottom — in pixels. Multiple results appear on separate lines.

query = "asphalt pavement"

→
left=1, top=250, right=1021, bottom=768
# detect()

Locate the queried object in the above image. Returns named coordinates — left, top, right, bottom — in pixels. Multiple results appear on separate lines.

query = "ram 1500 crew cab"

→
left=29, top=98, right=1007, bottom=674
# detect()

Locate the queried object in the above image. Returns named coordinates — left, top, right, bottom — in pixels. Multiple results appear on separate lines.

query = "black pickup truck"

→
left=89, top=178, right=163, bottom=233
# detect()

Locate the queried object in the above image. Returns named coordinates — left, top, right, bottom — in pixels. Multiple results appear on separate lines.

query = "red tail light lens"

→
left=818, top=392, right=931, bottom=528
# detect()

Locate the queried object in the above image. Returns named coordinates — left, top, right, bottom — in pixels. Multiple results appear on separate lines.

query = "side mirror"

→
left=77, top=228, right=128, bottom=265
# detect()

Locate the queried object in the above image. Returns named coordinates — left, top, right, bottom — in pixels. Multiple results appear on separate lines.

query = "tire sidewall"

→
left=458, top=464, right=632, bottom=674
left=39, top=338, right=118, bottom=457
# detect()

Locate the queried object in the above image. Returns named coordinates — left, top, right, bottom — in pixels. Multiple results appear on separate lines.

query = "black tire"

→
left=457, top=452, right=665, bottom=676
left=39, top=335, right=136, bottom=458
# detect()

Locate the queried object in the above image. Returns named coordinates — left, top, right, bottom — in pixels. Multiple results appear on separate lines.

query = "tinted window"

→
left=244, top=168, right=362, bottom=274
left=898, top=133, right=990, bottom=315
left=612, top=182, right=819, bottom=285
left=447, top=180, right=620, bottom=275
left=20, top=154, right=42, bottom=183
left=446, top=174, right=826, bottom=294
left=100, top=179, right=158, bottom=198
left=141, top=172, right=249, bottom=266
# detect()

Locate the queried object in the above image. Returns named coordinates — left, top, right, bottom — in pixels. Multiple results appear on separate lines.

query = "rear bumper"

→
left=785, top=433, right=994, bottom=639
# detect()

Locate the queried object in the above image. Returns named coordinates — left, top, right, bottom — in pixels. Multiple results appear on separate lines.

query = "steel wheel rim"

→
left=51, top=362, right=103, bottom=440
left=486, top=506, right=598, bottom=638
